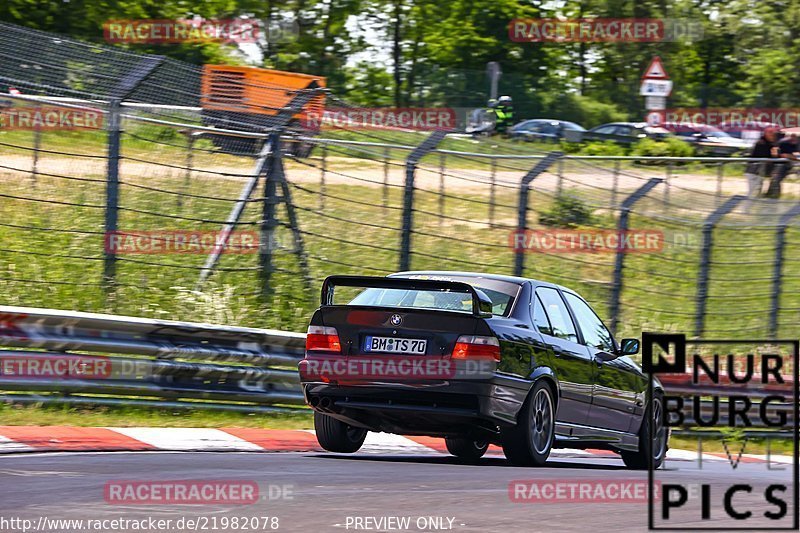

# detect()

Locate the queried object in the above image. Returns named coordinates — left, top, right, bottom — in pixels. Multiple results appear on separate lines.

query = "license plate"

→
left=364, top=336, right=427, bottom=354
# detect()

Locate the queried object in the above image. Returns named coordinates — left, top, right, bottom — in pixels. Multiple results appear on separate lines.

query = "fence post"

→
left=513, top=152, right=562, bottom=277
left=319, top=144, right=327, bottom=210
left=663, top=162, right=672, bottom=209
left=102, top=54, right=165, bottom=289
left=103, top=98, right=122, bottom=286
left=178, top=130, right=196, bottom=209
left=611, top=159, right=620, bottom=207
left=693, top=195, right=745, bottom=337
left=383, top=146, right=390, bottom=209
left=608, top=178, right=663, bottom=336
left=260, top=132, right=281, bottom=294
left=489, top=157, right=497, bottom=227
left=769, top=204, right=800, bottom=338
left=556, top=157, right=564, bottom=196
left=399, top=130, right=448, bottom=271
left=438, top=152, right=446, bottom=224
left=31, top=124, right=41, bottom=186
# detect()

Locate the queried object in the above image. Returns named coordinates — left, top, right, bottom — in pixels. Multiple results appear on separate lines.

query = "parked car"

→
left=509, top=119, right=585, bottom=142
left=299, top=272, right=668, bottom=469
left=584, top=122, right=671, bottom=145
left=717, top=121, right=780, bottom=146
left=662, top=122, right=751, bottom=155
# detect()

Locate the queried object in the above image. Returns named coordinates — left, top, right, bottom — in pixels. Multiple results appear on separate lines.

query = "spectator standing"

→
left=744, top=127, right=779, bottom=200
left=765, top=132, right=798, bottom=199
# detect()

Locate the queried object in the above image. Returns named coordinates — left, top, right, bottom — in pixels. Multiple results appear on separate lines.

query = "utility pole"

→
left=487, top=61, right=502, bottom=100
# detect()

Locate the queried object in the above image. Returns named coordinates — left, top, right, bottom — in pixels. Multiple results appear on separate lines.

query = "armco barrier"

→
left=0, top=305, right=793, bottom=431
left=0, top=305, right=306, bottom=412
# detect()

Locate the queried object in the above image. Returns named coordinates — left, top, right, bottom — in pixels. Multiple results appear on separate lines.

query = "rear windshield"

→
left=346, top=275, right=519, bottom=316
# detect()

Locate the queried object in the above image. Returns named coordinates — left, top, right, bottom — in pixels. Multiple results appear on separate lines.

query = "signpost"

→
left=640, top=80, right=672, bottom=97
left=641, top=56, right=670, bottom=121
left=645, top=96, right=666, bottom=110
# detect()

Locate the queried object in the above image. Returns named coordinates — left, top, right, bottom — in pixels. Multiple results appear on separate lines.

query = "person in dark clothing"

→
left=765, top=133, right=798, bottom=199
left=745, top=128, right=779, bottom=200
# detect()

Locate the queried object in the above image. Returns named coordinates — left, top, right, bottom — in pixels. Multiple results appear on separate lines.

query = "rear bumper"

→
left=301, top=379, right=527, bottom=438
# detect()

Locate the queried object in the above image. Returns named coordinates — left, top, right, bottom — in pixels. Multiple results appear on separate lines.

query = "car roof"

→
left=663, top=122, right=724, bottom=132
left=592, top=122, right=647, bottom=128
left=391, top=270, right=569, bottom=292
left=523, top=118, right=571, bottom=124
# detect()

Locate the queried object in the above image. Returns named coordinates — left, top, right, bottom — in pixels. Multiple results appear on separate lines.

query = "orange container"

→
left=201, top=65, right=326, bottom=121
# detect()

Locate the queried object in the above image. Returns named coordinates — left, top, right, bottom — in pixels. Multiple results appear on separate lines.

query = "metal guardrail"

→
left=0, top=306, right=306, bottom=412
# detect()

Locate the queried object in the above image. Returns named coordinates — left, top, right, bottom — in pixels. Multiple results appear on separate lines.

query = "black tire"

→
left=314, top=411, right=367, bottom=453
left=501, top=381, right=556, bottom=467
left=621, top=393, right=668, bottom=470
left=444, top=437, right=489, bottom=462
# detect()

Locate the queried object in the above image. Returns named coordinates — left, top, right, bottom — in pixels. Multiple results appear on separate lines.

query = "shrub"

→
left=577, top=141, right=628, bottom=156
left=539, top=193, right=595, bottom=228
left=631, top=137, right=695, bottom=159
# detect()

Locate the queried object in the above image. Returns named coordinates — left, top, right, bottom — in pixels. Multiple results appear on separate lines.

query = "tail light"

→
left=306, top=325, right=341, bottom=353
left=452, top=335, right=501, bottom=362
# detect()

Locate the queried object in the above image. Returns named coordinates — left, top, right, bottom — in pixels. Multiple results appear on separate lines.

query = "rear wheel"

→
left=314, top=412, right=367, bottom=453
left=445, top=437, right=488, bottom=462
left=501, top=381, right=555, bottom=466
left=621, top=394, right=667, bottom=470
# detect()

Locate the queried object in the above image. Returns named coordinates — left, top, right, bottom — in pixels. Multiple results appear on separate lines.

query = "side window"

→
left=531, top=294, right=552, bottom=336
left=594, top=126, right=616, bottom=135
left=563, top=292, right=615, bottom=352
left=536, top=288, right=578, bottom=343
left=539, top=124, right=558, bottom=135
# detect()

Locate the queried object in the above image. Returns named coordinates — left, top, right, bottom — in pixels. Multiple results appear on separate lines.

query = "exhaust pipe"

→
left=309, top=396, right=320, bottom=408
left=319, top=397, right=332, bottom=412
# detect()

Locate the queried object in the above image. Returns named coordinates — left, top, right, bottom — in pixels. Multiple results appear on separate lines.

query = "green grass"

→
left=1, top=149, right=797, bottom=337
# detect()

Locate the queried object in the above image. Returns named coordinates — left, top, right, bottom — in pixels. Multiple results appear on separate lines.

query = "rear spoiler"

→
left=320, top=275, right=493, bottom=318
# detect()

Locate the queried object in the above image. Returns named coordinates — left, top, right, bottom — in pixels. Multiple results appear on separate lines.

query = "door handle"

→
left=547, top=344, right=564, bottom=356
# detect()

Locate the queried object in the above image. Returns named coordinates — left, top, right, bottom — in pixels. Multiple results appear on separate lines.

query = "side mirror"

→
left=619, top=338, right=640, bottom=355
left=596, top=350, right=619, bottom=362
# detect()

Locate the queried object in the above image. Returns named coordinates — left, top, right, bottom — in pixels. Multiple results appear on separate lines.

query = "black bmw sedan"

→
left=299, top=271, right=667, bottom=469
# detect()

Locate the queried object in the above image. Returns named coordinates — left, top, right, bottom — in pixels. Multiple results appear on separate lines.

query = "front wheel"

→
left=314, top=412, right=367, bottom=453
left=445, top=437, right=489, bottom=462
left=501, top=381, right=555, bottom=467
left=621, top=394, right=668, bottom=470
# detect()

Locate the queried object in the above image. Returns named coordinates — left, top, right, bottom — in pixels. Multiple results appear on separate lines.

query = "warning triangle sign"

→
left=642, top=56, right=669, bottom=80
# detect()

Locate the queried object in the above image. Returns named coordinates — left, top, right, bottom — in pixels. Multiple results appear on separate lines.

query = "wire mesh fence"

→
left=0, top=21, right=798, bottom=341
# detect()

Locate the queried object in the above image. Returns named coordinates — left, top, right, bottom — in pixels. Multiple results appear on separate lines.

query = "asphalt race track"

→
left=0, top=448, right=795, bottom=533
